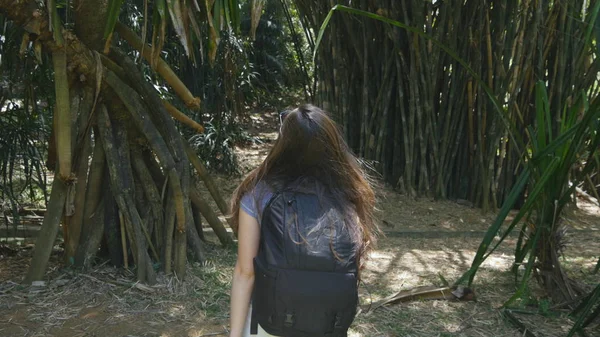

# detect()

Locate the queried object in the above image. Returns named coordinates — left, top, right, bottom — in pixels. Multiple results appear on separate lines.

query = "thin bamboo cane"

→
left=295, top=0, right=600, bottom=205
left=164, top=197, right=175, bottom=274
left=119, top=210, right=128, bottom=269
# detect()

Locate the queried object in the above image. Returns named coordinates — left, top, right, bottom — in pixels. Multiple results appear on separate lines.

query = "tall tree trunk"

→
left=73, top=0, right=110, bottom=52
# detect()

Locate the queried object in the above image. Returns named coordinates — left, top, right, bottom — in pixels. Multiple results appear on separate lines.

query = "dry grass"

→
left=2, top=229, right=597, bottom=336
left=1, top=218, right=599, bottom=337
left=0, top=243, right=237, bottom=337
left=1, top=111, right=599, bottom=336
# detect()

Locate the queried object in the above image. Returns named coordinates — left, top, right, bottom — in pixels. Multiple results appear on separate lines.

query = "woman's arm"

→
left=229, top=209, right=261, bottom=337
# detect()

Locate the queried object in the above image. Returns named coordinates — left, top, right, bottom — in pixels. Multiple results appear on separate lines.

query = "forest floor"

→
left=1, top=110, right=599, bottom=337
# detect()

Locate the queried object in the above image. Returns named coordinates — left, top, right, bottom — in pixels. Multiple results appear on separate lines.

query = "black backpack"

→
left=250, top=187, right=359, bottom=337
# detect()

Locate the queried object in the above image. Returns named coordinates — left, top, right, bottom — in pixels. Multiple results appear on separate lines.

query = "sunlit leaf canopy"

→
left=100, top=0, right=244, bottom=65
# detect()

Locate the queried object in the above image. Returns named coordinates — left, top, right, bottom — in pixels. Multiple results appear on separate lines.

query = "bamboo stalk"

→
left=291, top=0, right=600, bottom=207
left=52, top=49, right=72, bottom=181
left=467, top=79, right=475, bottom=167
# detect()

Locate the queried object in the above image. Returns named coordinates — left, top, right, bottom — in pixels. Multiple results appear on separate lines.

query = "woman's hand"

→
left=229, top=209, right=261, bottom=337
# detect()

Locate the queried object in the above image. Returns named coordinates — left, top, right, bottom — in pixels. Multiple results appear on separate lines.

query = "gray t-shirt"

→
left=240, top=181, right=274, bottom=223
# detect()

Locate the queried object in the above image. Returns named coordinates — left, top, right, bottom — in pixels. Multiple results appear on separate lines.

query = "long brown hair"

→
left=230, top=104, right=379, bottom=267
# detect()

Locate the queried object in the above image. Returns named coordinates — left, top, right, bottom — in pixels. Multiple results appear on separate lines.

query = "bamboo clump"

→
left=295, top=0, right=600, bottom=211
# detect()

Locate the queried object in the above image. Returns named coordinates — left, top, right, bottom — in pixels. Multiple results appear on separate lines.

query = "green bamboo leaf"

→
left=454, top=168, right=530, bottom=286
left=188, top=8, right=203, bottom=43
left=554, top=95, right=600, bottom=184
left=463, top=155, right=560, bottom=288
left=595, top=13, right=600, bottom=59
left=505, top=222, right=543, bottom=306
left=315, top=5, right=526, bottom=156
left=103, top=0, right=124, bottom=39
left=513, top=220, right=532, bottom=278
left=483, top=160, right=559, bottom=256
left=223, top=0, right=232, bottom=30
left=501, top=156, right=562, bottom=306
left=535, top=81, right=549, bottom=149
left=573, top=284, right=600, bottom=316
left=562, top=91, right=586, bottom=134
left=205, top=0, right=219, bottom=65
left=528, top=125, right=538, bottom=152
left=568, top=283, right=600, bottom=336
left=156, top=0, right=167, bottom=18
left=531, top=125, right=579, bottom=162
left=151, top=0, right=167, bottom=67
left=230, top=0, right=241, bottom=32
left=582, top=304, right=600, bottom=330
left=584, top=1, right=600, bottom=57
left=594, top=258, right=599, bottom=274
left=167, top=0, right=192, bottom=56
left=560, top=103, right=570, bottom=134
left=213, top=0, right=222, bottom=33
left=153, top=0, right=161, bottom=26
left=579, top=125, right=600, bottom=179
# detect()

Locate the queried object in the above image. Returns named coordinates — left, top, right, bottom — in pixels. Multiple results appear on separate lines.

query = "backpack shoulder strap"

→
left=259, top=190, right=283, bottom=227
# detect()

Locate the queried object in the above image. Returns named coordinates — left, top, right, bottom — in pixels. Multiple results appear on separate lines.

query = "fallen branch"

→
left=365, top=285, right=475, bottom=314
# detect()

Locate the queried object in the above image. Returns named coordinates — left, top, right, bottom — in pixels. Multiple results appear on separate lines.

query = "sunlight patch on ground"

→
left=167, top=304, right=185, bottom=317
left=483, top=254, right=513, bottom=270
left=577, top=199, right=600, bottom=217
left=365, top=251, right=395, bottom=272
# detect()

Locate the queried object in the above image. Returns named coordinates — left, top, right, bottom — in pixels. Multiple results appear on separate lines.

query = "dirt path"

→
left=1, top=110, right=599, bottom=337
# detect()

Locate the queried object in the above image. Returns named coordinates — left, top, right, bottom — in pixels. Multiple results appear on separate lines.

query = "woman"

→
left=229, top=104, right=378, bottom=337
